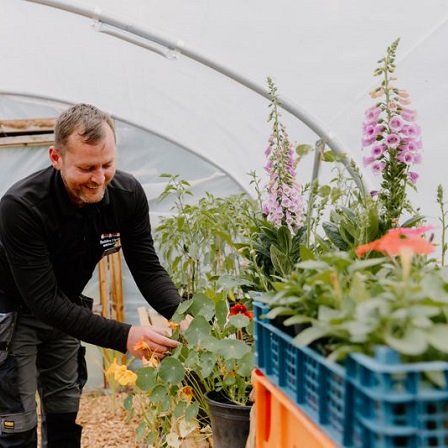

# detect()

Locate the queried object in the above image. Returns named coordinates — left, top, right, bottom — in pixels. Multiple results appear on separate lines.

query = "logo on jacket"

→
left=100, top=232, right=121, bottom=257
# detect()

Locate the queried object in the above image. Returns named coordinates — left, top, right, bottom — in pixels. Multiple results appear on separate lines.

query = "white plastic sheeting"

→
left=2, top=1, right=448, bottom=216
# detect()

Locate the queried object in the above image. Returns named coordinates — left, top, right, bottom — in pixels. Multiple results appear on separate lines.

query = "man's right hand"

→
left=127, top=325, right=180, bottom=360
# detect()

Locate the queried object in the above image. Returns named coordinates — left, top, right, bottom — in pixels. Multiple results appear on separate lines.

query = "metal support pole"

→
left=24, top=0, right=367, bottom=194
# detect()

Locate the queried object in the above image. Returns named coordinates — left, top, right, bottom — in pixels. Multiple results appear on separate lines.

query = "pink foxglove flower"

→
left=372, top=161, right=386, bottom=175
left=361, top=38, right=422, bottom=227
left=263, top=82, right=305, bottom=234
left=408, top=171, right=419, bottom=184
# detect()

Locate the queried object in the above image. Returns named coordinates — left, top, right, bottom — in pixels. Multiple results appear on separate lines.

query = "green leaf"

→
left=173, top=400, right=187, bottom=418
left=136, top=367, right=157, bottom=391
left=123, top=394, right=134, bottom=412
left=296, top=144, right=313, bottom=157
left=348, top=272, right=369, bottom=303
left=185, top=401, right=200, bottom=421
left=318, top=306, right=343, bottom=322
left=228, top=314, right=250, bottom=329
left=426, top=324, right=448, bottom=353
left=136, top=422, right=147, bottom=441
left=276, top=226, right=292, bottom=252
left=283, top=315, right=313, bottom=326
left=189, top=293, right=215, bottom=320
left=215, top=299, right=229, bottom=328
left=299, top=245, right=315, bottom=261
left=158, top=357, right=185, bottom=384
left=265, top=306, right=294, bottom=320
left=424, top=370, right=446, bottom=389
left=198, top=351, right=216, bottom=377
left=292, top=325, right=329, bottom=346
left=215, top=339, right=251, bottom=360
left=322, top=222, right=349, bottom=251
left=384, top=327, right=428, bottom=356
left=236, top=351, right=255, bottom=377
left=296, top=260, right=329, bottom=270
left=184, top=315, right=213, bottom=346
left=270, top=245, right=291, bottom=277
left=400, top=215, right=425, bottom=228
left=151, top=384, right=172, bottom=404
left=348, top=258, right=387, bottom=273
left=321, top=150, right=336, bottom=162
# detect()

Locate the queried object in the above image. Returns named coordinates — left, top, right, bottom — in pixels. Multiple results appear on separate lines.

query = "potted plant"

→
left=119, top=180, right=258, bottom=447
left=122, top=290, right=255, bottom=448
left=253, top=39, right=448, bottom=447
left=171, top=290, right=255, bottom=448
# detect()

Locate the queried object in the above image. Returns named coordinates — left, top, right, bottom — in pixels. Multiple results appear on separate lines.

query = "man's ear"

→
left=49, top=147, right=62, bottom=170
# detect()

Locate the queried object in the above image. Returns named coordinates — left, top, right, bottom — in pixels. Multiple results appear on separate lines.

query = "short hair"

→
left=54, top=103, right=116, bottom=151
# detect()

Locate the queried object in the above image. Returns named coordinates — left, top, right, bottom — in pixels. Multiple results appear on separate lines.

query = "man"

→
left=0, top=104, right=183, bottom=447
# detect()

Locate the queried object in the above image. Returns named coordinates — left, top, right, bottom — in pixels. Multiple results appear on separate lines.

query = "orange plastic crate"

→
left=254, top=369, right=336, bottom=448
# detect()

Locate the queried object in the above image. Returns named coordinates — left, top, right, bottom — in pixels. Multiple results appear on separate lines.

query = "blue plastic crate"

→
left=347, top=349, right=448, bottom=448
left=253, top=301, right=448, bottom=448
left=254, top=302, right=348, bottom=446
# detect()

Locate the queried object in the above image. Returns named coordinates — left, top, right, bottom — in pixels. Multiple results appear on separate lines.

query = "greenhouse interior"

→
left=2, top=1, right=448, bottom=447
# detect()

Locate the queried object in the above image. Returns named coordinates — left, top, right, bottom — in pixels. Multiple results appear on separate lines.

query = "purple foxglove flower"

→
left=363, top=156, right=376, bottom=167
left=408, top=171, right=419, bottom=183
left=372, top=161, right=386, bottom=175
left=401, top=124, right=421, bottom=138
left=362, top=136, right=377, bottom=147
left=397, top=151, right=414, bottom=165
left=371, top=144, right=386, bottom=157
left=365, top=106, right=382, bottom=121
left=385, top=134, right=401, bottom=149
left=389, top=115, right=404, bottom=132
left=401, top=108, right=417, bottom=122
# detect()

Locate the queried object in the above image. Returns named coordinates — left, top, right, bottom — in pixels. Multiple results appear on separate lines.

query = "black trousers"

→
left=0, top=313, right=85, bottom=447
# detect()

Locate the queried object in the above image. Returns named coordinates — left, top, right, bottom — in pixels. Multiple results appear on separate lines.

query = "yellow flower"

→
left=165, top=321, right=180, bottom=331
left=133, top=337, right=151, bottom=352
left=104, top=357, right=137, bottom=386
left=104, top=358, right=119, bottom=377
left=115, top=366, right=137, bottom=386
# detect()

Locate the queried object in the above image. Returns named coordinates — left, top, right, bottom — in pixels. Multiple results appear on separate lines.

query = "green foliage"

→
left=437, top=185, right=448, bottom=265
left=171, top=292, right=254, bottom=411
left=123, top=348, right=202, bottom=447
left=155, top=174, right=258, bottom=298
left=259, top=249, right=448, bottom=365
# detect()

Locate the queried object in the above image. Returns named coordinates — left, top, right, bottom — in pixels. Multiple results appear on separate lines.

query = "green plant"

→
left=361, top=38, right=422, bottom=229
left=256, top=39, right=448, bottom=378
left=123, top=357, right=204, bottom=447
left=171, top=291, right=254, bottom=410
left=259, top=227, right=448, bottom=370
left=155, top=174, right=258, bottom=298
left=437, top=184, right=448, bottom=265
left=127, top=290, right=254, bottom=445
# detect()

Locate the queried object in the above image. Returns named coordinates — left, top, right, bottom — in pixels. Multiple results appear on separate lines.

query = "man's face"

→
left=49, top=124, right=117, bottom=207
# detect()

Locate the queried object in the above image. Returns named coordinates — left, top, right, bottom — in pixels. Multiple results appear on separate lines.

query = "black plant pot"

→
left=204, top=391, right=252, bottom=448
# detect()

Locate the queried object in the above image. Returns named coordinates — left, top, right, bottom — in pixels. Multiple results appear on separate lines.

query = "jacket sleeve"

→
left=0, top=195, right=131, bottom=353
left=119, top=181, right=182, bottom=319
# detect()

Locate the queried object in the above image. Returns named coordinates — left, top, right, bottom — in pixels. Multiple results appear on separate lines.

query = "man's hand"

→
left=179, top=314, right=193, bottom=334
left=127, top=325, right=180, bottom=360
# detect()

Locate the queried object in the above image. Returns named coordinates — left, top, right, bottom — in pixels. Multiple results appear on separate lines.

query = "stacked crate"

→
left=254, top=302, right=448, bottom=448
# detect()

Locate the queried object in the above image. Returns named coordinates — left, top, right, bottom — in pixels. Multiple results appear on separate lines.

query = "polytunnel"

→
left=2, top=0, right=448, bottom=386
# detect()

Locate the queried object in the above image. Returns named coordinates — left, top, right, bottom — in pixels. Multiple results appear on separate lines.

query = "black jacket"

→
left=0, top=166, right=181, bottom=353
